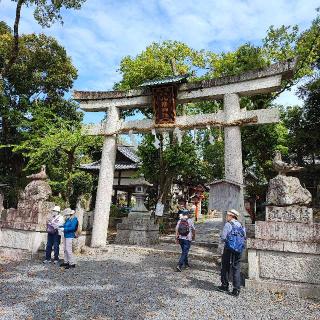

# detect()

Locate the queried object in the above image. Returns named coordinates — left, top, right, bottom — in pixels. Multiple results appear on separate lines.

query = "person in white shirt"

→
left=43, top=206, right=64, bottom=264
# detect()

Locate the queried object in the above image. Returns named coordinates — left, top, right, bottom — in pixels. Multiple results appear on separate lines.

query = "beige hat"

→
left=52, top=206, right=61, bottom=212
left=227, top=209, right=240, bottom=218
left=62, top=208, right=75, bottom=216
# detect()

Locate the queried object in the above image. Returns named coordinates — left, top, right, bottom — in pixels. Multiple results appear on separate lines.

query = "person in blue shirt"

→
left=218, top=209, right=246, bottom=297
left=58, top=208, right=78, bottom=269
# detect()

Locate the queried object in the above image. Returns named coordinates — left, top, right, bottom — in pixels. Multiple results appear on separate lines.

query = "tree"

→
left=12, top=103, right=98, bottom=205
left=0, top=26, right=96, bottom=207
left=1, top=0, right=86, bottom=77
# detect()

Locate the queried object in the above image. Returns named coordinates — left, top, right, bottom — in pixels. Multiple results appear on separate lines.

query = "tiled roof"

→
left=79, top=160, right=138, bottom=171
left=79, top=145, right=140, bottom=171
left=118, top=145, right=140, bottom=163
left=140, top=74, right=189, bottom=87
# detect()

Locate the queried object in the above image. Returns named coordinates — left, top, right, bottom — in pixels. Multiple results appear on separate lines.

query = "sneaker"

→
left=65, top=264, right=75, bottom=269
left=53, top=260, right=59, bottom=265
left=185, top=264, right=190, bottom=270
left=176, top=265, right=182, bottom=272
left=217, top=285, right=229, bottom=292
left=43, top=260, right=51, bottom=264
left=231, top=288, right=240, bottom=297
left=60, top=262, right=69, bottom=267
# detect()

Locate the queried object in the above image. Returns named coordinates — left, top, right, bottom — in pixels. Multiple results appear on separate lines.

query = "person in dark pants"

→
left=43, top=206, right=64, bottom=264
left=175, top=211, right=195, bottom=272
left=218, top=209, right=246, bottom=296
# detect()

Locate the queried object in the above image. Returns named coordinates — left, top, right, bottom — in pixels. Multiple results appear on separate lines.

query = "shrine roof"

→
left=79, top=145, right=139, bottom=171
left=79, top=160, right=138, bottom=171
left=73, top=59, right=296, bottom=102
left=140, top=74, right=189, bottom=87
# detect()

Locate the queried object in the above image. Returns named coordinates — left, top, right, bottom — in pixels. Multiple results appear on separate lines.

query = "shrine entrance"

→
left=74, top=60, right=295, bottom=248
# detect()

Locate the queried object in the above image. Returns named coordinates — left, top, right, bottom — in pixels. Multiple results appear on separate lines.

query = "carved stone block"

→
left=266, top=205, right=313, bottom=223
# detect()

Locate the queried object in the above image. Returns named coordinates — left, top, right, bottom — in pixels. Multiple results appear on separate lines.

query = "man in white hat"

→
left=59, top=208, right=78, bottom=269
left=218, top=209, right=246, bottom=296
left=43, top=205, right=64, bottom=264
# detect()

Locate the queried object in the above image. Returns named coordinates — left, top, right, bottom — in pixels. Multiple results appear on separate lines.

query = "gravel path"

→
left=0, top=246, right=319, bottom=320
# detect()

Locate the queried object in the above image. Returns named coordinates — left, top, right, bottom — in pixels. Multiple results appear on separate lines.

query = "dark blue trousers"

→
left=45, top=232, right=61, bottom=260
left=221, top=247, right=241, bottom=290
left=178, top=239, right=191, bottom=267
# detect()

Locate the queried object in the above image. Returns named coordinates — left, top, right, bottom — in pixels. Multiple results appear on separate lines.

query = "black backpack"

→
left=178, top=219, right=190, bottom=236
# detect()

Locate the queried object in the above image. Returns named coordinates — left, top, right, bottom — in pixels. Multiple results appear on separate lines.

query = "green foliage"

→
left=26, top=0, right=86, bottom=28
left=115, top=40, right=206, bottom=90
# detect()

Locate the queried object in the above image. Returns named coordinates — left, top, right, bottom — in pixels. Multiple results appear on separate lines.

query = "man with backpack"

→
left=43, top=206, right=64, bottom=264
left=175, top=210, right=195, bottom=272
left=218, top=209, right=246, bottom=296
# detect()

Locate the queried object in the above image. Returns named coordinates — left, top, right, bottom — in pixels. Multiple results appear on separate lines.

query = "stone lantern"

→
left=115, top=175, right=159, bottom=245
left=128, top=175, right=152, bottom=218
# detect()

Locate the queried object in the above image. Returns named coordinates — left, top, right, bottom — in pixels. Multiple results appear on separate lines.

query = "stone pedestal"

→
left=115, top=178, right=159, bottom=245
left=0, top=177, right=55, bottom=259
left=246, top=175, right=319, bottom=298
left=246, top=221, right=320, bottom=298
left=115, top=216, right=159, bottom=245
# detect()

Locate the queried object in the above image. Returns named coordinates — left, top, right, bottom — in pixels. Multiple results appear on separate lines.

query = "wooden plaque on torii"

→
left=152, top=85, right=177, bottom=124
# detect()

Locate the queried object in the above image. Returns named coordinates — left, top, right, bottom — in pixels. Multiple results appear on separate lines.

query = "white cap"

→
left=62, top=208, right=75, bottom=216
left=227, top=209, right=240, bottom=218
left=52, top=206, right=61, bottom=212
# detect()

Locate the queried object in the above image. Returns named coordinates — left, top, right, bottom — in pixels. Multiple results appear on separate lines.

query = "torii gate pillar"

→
left=91, top=106, right=119, bottom=247
left=223, top=93, right=245, bottom=218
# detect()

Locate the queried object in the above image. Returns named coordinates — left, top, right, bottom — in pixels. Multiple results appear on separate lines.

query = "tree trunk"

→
left=1, top=0, right=25, bottom=77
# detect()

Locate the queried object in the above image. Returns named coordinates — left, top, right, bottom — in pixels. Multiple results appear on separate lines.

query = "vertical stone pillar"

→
left=224, top=93, right=243, bottom=185
left=223, top=93, right=245, bottom=218
left=91, top=106, right=119, bottom=247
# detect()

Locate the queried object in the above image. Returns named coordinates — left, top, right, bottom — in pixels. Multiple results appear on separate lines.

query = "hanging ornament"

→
left=217, top=126, right=223, bottom=142
left=173, top=127, right=183, bottom=146
left=129, top=130, right=138, bottom=150
left=151, top=129, right=160, bottom=149
left=206, top=125, right=214, bottom=145
left=193, top=128, right=197, bottom=143
left=162, top=132, right=169, bottom=150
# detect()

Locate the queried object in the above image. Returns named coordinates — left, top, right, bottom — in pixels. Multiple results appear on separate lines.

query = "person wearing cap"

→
left=175, top=210, right=196, bottom=272
left=59, top=208, right=78, bottom=269
left=218, top=209, right=246, bottom=296
left=43, top=205, right=64, bottom=264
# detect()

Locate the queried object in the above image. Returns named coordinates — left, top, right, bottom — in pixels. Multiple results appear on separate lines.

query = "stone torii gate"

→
left=74, top=60, right=295, bottom=248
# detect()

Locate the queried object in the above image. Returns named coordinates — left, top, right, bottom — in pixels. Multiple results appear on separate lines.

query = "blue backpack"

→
left=225, top=222, right=246, bottom=253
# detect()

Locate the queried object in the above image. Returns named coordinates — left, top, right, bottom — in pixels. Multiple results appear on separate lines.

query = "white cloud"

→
left=1, top=0, right=318, bottom=122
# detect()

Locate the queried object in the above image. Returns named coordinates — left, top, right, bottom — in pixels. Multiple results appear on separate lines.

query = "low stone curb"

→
left=102, top=244, right=221, bottom=264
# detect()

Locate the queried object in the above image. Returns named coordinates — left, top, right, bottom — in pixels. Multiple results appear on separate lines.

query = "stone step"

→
left=104, top=244, right=221, bottom=264
left=160, top=237, right=219, bottom=249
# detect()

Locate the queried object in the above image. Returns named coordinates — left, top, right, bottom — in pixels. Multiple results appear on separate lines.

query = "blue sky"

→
left=1, top=0, right=319, bottom=124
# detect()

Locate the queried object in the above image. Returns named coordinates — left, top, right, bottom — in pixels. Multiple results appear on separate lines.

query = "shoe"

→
left=176, top=265, right=182, bottom=272
left=185, top=264, right=190, bottom=270
left=43, top=260, right=51, bottom=264
left=60, top=262, right=69, bottom=267
left=217, top=285, right=229, bottom=292
left=65, top=264, right=75, bottom=269
left=231, top=288, right=240, bottom=297
left=53, top=260, right=59, bottom=264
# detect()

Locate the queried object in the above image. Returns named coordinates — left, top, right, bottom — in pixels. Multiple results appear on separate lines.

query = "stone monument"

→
left=0, top=166, right=55, bottom=259
left=246, top=153, right=320, bottom=298
left=115, top=176, right=159, bottom=245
